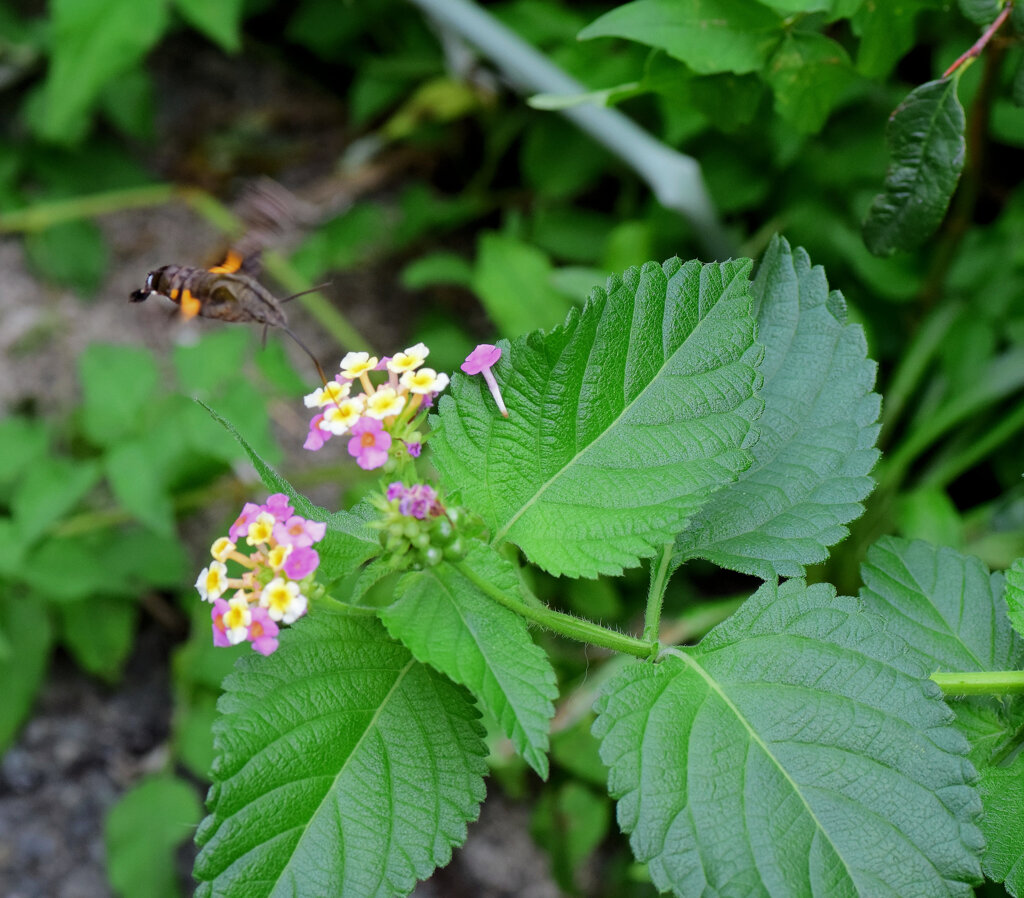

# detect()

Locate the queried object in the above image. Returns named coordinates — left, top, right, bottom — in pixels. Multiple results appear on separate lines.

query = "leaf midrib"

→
left=667, top=647, right=857, bottom=888
left=493, top=266, right=748, bottom=545
left=271, top=657, right=416, bottom=892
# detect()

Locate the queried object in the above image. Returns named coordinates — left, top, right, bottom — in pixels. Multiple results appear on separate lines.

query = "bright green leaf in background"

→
left=764, top=32, right=856, bottom=134
left=578, top=0, right=783, bottom=76
left=674, top=237, right=880, bottom=579
left=594, top=576, right=984, bottom=897
left=10, top=457, right=101, bottom=546
left=193, top=613, right=487, bottom=897
left=471, top=232, right=575, bottom=338
left=79, top=343, right=160, bottom=447
left=0, top=595, right=52, bottom=752
left=851, top=0, right=930, bottom=78
left=863, top=77, right=967, bottom=255
left=957, top=0, right=1002, bottom=26
left=384, top=541, right=558, bottom=777
left=57, top=594, right=138, bottom=682
left=105, top=774, right=203, bottom=898
left=432, top=258, right=763, bottom=578
left=24, top=219, right=109, bottom=294
left=858, top=538, right=1024, bottom=895
left=39, top=0, right=170, bottom=143
left=172, top=0, right=243, bottom=52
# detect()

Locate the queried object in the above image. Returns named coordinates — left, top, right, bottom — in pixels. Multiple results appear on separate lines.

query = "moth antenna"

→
left=281, top=325, right=330, bottom=388
left=280, top=283, right=331, bottom=304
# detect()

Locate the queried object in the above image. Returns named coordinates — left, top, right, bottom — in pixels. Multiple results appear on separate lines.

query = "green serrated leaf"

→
left=579, top=0, right=783, bottom=75
left=79, top=343, right=160, bottom=446
left=857, top=537, right=1024, bottom=895
left=193, top=613, right=487, bottom=897
left=0, top=416, right=48, bottom=490
left=0, top=594, right=52, bottom=751
left=38, top=0, right=169, bottom=142
left=764, top=32, right=855, bottom=133
left=432, top=258, right=762, bottom=578
left=863, top=78, right=966, bottom=256
left=106, top=774, right=203, bottom=898
left=471, top=232, right=574, bottom=338
left=1006, top=557, right=1024, bottom=638
left=173, top=0, right=243, bottom=52
left=383, top=542, right=557, bottom=777
left=200, top=401, right=379, bottom=578
left=594, top=577, right=984, bottom=897
left=674, top=238, right=879, bottom=579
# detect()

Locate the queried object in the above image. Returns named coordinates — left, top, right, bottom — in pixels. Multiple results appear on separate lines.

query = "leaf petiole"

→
left=930, top=670, right=1024, bottom=695
left=453, top=560, right=658, bottom=659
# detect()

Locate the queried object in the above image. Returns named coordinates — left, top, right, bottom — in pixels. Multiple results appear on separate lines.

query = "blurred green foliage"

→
left=3, top=0, right=1024, bottom=893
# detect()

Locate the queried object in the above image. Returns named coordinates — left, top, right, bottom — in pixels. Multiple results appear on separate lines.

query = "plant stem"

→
left=643, top=543, right=673, bottom=645
left=930, top=670, right=1024, bottom=695
left=921, top=398, right=1024, bottom=489
left=454, top=560, right=658, bottom=659
left=0, top=184, right=177, bottom=232
left=404, top=0, right=735, bottom=260
left=943, top=5, right=1012, bottom=78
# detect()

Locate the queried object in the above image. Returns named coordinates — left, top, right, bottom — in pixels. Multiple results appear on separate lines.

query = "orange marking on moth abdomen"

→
left=180, top=289, right=201, bottom=319
left=208, top=250, right=244, bottom=274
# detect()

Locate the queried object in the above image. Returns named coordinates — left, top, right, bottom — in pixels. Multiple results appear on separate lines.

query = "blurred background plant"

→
left=2, top=0, right=1024, bottom=895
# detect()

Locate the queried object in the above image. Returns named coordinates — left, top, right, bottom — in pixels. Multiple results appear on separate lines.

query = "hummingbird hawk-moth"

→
left=130, top=250, right=329, bottom=384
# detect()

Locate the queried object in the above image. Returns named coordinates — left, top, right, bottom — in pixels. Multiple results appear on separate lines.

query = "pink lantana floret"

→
left=347, top=417, right=392, bottom=470
left=228, top=502, right=263, bottom=541
left=248, top=607, right=280, bottom=656
left=262, top=493, right=294, bottom=521
left=461, top=343, right=508, bottom=418
left=211, top=598, right=232, bottom=647
left=304, top=413, right=331, bottom=451
left=274, top=515, right=327, bottom=549
left=283, top=546, right=320, bottom=581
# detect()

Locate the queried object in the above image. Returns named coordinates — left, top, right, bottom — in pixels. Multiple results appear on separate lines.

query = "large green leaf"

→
left=1004, top=556, right=1024, bottom=639
left=0, top=594, right=52, bottom=751
left=39, top=0, right=169, bottom=142
left=193, top=613, right=487, bottom=897
left=578, top=0, right=783, bottom=75
left=674, top=237, right=880, bottom=579
left=383, top=542, right=558, bottom=777
left=863, top=77, right=966, bottom=255
left=431, top=258, right=762, bottom=578
left=593, top=577, right=984, bottom=897
left=201, top=402, right=379, bottom=579
left=857, top=537, right=1024, bottom=895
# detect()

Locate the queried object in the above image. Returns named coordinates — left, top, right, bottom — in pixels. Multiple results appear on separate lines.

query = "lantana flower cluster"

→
left=195, top=494, right=326, bottom=655
left=370, top=482, right=480, bottom=571
left=303, top=343, right=450, bottom=469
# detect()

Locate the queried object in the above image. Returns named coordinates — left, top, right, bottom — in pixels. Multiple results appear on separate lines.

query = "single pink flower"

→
left=274, top=515, right=327, bottom=549
left=228, top=503, right=262, bottom=541
left=248, top=607, right=280, bottom=656
left=284, top=546, right=320, bottom=580
left=461, top=344, right=508, bottom=418
left=262, top=493, right=294, bottom=522
left=211, top=598, right=232, bottom=647
left=304, top=413, right=331, bottom=451
left=347, top=417, right=392, bottom=470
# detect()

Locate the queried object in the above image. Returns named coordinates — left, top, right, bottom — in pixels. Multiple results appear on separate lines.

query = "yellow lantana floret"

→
left=246, top=512, right=276, bottom=546
left=303, top=380, right=350, bottom=409
left=260, top=578, right=307, bottom=623
left=339, top=351, right=379, bottom=380
left=365, top=386, right=406, bottom=420
left=195, top=561, right=229, bottom=601
left=267, top=543, right=292, bottom=570
left=322, top=396, right=366, bottom=435
left=400, top=367, right=450, bottom=395
left=223, top=595, right=252, bottom=645
left=210, top=537, right=236, bottom=563
left=387, top=342, right=430, bottom=374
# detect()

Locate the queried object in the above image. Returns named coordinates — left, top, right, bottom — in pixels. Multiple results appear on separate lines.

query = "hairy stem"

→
left=643, top=543, right=674, bottom=645
left=454, top=560, right=658, bottom=658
